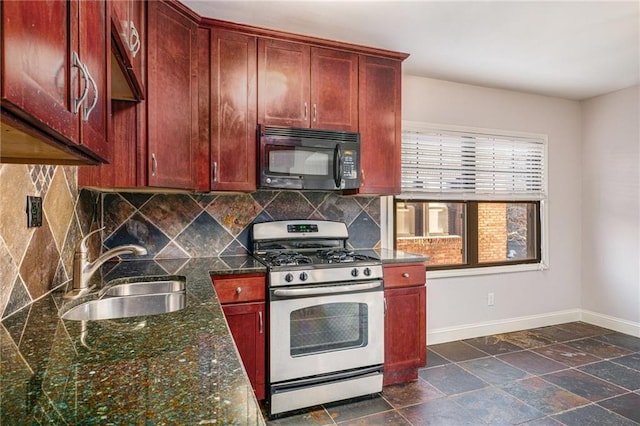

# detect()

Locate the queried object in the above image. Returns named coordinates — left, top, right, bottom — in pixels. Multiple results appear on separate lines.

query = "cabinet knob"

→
left=402, top=272, right=410, bottom=278
left=235, top=287, right=242, bottom=295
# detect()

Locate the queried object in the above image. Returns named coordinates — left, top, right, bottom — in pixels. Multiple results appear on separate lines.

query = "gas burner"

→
left=316, top=249, right=371, bottom=264
left=264, top=252, right=313, bottom=267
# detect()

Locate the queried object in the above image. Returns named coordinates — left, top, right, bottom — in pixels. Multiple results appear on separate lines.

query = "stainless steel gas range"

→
left=252, top=220, right=384, bottom=417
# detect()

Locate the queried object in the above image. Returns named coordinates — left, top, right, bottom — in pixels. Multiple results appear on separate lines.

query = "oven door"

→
left=269, top=280, right=384, bottom=384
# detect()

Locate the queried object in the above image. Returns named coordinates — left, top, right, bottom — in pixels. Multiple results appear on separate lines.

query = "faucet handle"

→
left=78, top=227, right=105, bottom=254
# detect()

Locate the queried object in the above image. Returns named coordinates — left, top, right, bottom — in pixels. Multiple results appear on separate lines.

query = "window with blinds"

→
left=395, top=123, right=547, bottom=271
left=401, top=126, right=546, bottom=200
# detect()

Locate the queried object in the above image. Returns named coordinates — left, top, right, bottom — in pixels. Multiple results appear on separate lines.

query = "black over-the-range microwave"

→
left=258, top=125, right=360, bottom=191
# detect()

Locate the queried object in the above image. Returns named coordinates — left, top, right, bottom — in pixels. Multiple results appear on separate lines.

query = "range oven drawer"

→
left=270, top=366, right=383, bottom=416
left=212, top=274, right=266, bottom=304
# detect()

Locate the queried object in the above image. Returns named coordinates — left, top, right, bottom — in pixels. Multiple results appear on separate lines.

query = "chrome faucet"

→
left=63, top=228, right=148, bottom=300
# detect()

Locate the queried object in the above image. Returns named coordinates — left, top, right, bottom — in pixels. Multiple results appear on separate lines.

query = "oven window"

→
left=290, top=303, right=368, bottom=357
left=269, top=149, right=329, bottom=176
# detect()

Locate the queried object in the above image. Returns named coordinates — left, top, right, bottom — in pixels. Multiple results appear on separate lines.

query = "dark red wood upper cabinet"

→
left=1, top=0, right=109, bottom=163
left=310, top=47, right=358, bottom=132
left=2, top=1, right=79, bottom=143
left=258, top=38, right=311, bottom=128
left=210, top=28, right=257, bottom=192
left=146, top=0, right=198, bottom=189
left=356, top=55, right=402, bottom=195
left=257, top=39, right=358, bottom=132
left=77, top=0, right=109, bottom=160
left=110, top=0, right=146, bottom=100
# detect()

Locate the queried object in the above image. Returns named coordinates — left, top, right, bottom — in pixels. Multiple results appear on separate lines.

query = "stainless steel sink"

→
left=61, top=292, right=187, bottom=321
left=100, top=277, right=186, bottom=297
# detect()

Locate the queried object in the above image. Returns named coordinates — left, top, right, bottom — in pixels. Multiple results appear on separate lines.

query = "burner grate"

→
left=265, top=252, right=313, bottom=266
left=316, top=249, right=372, bottom=264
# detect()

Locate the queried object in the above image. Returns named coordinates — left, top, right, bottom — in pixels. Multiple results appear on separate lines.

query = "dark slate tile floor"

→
left=264, top=322, right=640, bottom=425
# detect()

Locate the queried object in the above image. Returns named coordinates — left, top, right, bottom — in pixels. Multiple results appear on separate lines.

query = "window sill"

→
left=426, top=261, right=548, bottom=279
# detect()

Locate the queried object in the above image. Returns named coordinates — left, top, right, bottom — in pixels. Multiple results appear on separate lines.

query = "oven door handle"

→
left=273, top=281, right=382, bottom=298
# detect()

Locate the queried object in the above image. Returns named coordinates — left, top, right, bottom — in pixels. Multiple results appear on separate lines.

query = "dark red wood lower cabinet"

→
left=383, top=286, right=427, bottom=386
left=222, top=302, right=266, bottom=400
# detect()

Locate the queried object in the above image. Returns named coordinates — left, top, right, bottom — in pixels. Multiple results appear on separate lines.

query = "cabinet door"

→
left=211, top=29, right=257, bottom=191
left=310, top=48, right=358, bottom=131
left=77, top=0, right=109, bottom=160
left=146, top=1, right=198, bottom=189
left=111, top=0, right=146, bottom=100
left=357, top=55, right=402, bottom=195
left=258, top=39, right=310, bottom=128
left=129, top=0, right=146, bottom=92
left=2, top=1, right=80, bottom=144
left=222, top=302, right=266, bottom=400
left=384, top=286, right=426, bottom=386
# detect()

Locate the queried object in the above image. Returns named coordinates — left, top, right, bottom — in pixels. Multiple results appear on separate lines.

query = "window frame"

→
left=393, top=199, right=542, bottom=271
left=387, top=122, right=549, bottom=277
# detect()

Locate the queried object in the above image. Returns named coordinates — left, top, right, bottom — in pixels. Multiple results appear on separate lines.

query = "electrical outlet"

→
left=487, top=292, right=495, bottom=306
left=26, top=196, right=43, bottom=228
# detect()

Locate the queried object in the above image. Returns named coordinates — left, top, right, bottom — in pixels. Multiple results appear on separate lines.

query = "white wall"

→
left=402, top=75, right=584, bottom=343
left=581, top=86, right=640, bottom=336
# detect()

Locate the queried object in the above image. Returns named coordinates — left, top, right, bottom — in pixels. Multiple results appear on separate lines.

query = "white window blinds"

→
left=401, top=125, right=547, bottom=200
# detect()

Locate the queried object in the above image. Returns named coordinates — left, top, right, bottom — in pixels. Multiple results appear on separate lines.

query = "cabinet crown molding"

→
left=198, top=16, right=409, bottom=62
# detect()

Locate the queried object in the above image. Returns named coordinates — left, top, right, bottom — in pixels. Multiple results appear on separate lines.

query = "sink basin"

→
left=61, top=292, right=187, bottom=321
left=101, top=277, right=186, bottom=297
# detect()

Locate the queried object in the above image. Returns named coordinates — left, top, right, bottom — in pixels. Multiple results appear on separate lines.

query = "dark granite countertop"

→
left=359, top=248, right=430, bottom=265
left=0, top=251, right=426, bottom=424
left=0, top=256, right=267, bottom=425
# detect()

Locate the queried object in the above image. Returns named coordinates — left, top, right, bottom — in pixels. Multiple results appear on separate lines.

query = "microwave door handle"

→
left=333, top=145, right=343, bottom=188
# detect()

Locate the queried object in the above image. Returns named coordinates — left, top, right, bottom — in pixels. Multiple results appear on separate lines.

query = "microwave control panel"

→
left=343, top=150, right=358, bottom=179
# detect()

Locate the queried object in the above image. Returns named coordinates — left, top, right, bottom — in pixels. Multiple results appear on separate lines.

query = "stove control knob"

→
left=285, top=273, right=294, bottom=283
left=363, top=267, right=372, bottom=277
left=351, top=268, right=359, bottom=277
left=299, top=272, right=308, bottom=281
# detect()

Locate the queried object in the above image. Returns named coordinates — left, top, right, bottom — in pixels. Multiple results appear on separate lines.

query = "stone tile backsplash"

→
left=0, top=164, right=95, bottom=320
left=102, top=190, right=381, bottom=258
left=1, top=162, right=381, bottom=320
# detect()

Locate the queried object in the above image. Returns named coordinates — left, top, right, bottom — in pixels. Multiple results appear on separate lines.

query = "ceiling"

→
left=182, top=0, right=639, bottom=101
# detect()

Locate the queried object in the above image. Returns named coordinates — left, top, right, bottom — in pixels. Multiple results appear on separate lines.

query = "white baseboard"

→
left=427, top=309, right=640, bottom=344
left=427, top=309, right=582, bottom=344
left=581, top=310, right=640, bottom=337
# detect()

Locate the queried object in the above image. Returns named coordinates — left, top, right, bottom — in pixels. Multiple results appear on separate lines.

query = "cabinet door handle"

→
left=129, top=21, right=141, bottom=57
left=402, top=272, right=410, bottom=278
left=82, top=63, right=98, bottom=122
left=235, top=287, right=242, bottom=295
left=361, top=169, right=365, bottom=185
left=313, top=103, right=317, bottom=122
left=383, top=297, right=387, bottom=315
left=304, top=102, right=308, bottom=121
left=151, top=153, right=157, bottom=177
left=212, top=161, right=218, bottom=183
left=71, top=51, right=89, bottom=115
left=258, top=311, right=263, bottom=334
